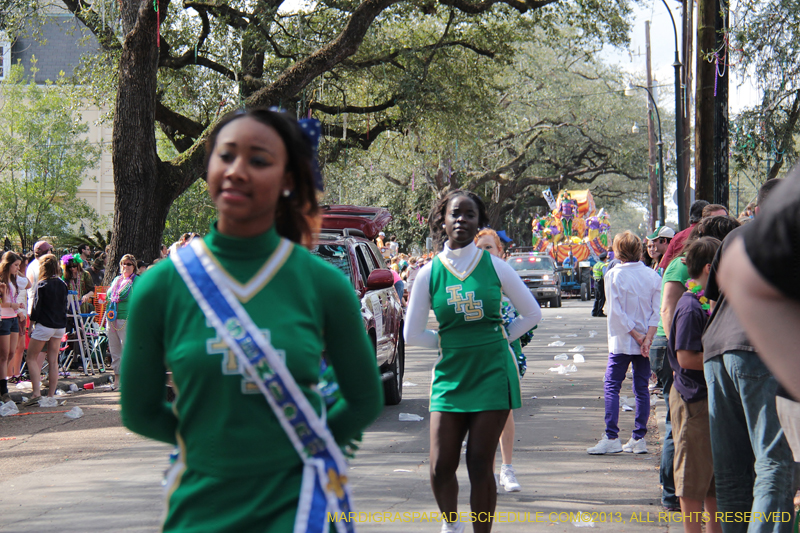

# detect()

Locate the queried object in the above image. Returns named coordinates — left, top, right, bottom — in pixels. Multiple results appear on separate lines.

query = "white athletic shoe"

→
left=622, top=437, right=648, bottom=454
left=500, top=465, right=522, bottom=492
left=441, top=519, right=466, bottom=533
left=587, top=435, right=623, bottom=455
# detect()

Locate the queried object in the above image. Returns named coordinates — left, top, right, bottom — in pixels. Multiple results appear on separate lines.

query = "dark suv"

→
left=311, top=205, right=405, bottom=405
left=507, top=252, right=562, bottom=307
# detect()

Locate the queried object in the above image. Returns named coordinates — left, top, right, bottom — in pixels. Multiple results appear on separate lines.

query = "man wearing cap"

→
left=659, top=200, right=709, bottom=271
left=26, top=241, right=52, bottom=314
left=376, top=232, right=391, bottom=260
left=646, top=226, right=674, bottom=276
left=646, top=225, right=677, bottom=513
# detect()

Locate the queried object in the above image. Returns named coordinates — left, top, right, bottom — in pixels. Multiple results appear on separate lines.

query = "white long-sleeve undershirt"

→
left=403, top=243, right=542, bottom=349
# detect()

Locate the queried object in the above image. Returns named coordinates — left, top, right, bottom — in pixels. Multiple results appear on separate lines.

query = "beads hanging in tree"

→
left=153, top=0, right=160, bottom=47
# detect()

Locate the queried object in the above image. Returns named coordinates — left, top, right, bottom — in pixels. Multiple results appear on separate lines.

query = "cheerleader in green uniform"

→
left=404, top=191, right=541, bottom=533
left=120, top=109, right=383, bottom=532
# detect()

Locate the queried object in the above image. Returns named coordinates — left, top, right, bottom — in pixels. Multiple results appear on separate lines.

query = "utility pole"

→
left=681, top=0, right=694, bottom=226
left=713, top=0, right=729, bottom=208
left=645, top=21, right=658, bottom=231
left=695, top=0, right=715, bottom=203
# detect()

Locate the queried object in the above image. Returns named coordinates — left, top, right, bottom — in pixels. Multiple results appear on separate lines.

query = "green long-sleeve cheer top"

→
left=120, top=224, right=383, bottom=477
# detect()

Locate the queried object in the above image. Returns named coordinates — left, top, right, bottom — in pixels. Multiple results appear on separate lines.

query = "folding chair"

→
left=63, top=290, right=100, bottom=375
left=85, top=318, right=108, bottom=373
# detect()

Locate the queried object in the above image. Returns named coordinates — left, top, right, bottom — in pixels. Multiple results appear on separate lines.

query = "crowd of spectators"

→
left=589, top=181, right=800, bottom=533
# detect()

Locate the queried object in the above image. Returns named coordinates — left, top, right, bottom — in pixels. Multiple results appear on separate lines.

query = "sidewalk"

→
left=653, top=393, right=682, bottom=533
left=7, top=372, right=113, bottom=403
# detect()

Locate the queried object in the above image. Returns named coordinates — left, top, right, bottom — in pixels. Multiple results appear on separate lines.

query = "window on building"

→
left=0, top=32, right=10, bottom=80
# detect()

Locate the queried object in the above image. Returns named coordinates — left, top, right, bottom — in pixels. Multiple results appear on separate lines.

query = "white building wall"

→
left=75, top=106, right=115, bottom=230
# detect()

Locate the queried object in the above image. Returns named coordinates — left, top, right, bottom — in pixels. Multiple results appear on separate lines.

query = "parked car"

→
left=312, top=205, right=405, bottom=405
left=507, top=252, right=562, bottom=307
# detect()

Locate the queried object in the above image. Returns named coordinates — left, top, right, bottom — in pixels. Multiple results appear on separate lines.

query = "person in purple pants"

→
left=588, top=231, right=662, bottom=455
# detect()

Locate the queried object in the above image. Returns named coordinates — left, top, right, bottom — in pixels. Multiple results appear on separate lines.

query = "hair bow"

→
left=265, top=108, right=324, bottom=191
left=297, top=118, right=324, bottom=192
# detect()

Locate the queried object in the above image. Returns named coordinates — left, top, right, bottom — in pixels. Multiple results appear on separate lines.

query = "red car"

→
left=311, top=205, right=405, bottom=405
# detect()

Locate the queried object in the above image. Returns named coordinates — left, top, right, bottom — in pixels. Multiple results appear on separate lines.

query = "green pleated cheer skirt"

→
left=430, top=337, right=521, bottom=412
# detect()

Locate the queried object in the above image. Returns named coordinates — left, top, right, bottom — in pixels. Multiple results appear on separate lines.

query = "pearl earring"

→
left=442, top=224, right=446, bottom=229
left=282, top=189, right=291, bottom=197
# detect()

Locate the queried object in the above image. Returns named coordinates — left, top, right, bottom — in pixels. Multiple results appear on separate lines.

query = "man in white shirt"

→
left=588, top=231, right=661, bottom=455
left=388, top=235, right=399, bottom=257
left=26, top=240, right=52, bottom=314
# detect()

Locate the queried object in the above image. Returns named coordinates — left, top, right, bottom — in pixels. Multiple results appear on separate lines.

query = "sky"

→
left=604, top=0, right=759, bottom=115
left=602, top=0, right=760, bottom=221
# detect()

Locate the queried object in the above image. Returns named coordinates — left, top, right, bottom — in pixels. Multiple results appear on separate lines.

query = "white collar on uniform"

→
left=442, top=242, right=478, bottom=259
left=439, top=242, right=482, bottom=281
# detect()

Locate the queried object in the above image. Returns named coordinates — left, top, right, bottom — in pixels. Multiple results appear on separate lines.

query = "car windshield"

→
left=507, top=256, right=555, bottom=271
left=310, top=244, right=352, bottom=277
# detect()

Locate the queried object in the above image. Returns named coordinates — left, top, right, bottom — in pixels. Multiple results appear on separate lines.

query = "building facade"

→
left=6, top=6, right=114, bottom=229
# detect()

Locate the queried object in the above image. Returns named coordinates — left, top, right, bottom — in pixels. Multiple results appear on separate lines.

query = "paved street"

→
left=0, top=300, right=672, bottom=532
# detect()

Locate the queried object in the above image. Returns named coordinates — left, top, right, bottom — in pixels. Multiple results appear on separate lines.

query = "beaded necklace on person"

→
left=69, top=274, right=82, bottom=297
left=685, top=279, right=711, bottom=316
left=109, top=273, right=136, bottom=303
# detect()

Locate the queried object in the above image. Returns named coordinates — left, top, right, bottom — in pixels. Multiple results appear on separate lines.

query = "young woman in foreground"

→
left=121, top=108, right=383, bottom=532
left=405, top=191, right=541, bottom=533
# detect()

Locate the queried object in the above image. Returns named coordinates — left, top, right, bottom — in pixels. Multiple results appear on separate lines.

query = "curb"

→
left=8, top=373, right=113, bottom=403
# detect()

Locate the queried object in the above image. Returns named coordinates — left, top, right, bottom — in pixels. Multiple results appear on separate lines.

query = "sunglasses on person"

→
left=121, top=262, right=134, bottom=267
left=69, top=265, right=79, bottom=269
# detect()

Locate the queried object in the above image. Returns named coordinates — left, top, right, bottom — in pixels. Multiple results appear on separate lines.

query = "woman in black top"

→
left=24, top=255, right=68, bottom=406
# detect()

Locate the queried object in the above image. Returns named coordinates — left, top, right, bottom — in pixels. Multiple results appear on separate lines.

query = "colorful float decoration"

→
left=531, top=189, right=611, bottom=262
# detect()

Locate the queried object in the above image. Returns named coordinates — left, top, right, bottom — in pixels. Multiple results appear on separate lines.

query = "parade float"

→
left=531, top=189, right=611, bottom=263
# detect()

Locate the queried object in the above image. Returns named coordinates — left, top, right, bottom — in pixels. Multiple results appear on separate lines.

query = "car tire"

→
left=580, top=282, right=589, bottom=301
left=383, top=332, right=404, bottom=406
left=551, top=294, right=562, bottom=308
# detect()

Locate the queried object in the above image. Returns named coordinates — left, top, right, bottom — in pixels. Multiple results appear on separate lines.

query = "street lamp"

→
left=659, top=0, right=686, bottom=229
left=627, top=82, right=665, bottom=227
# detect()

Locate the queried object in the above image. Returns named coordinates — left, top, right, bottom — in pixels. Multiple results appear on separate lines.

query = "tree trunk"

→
left=105, top=0, right=164, bottom=283
left=766, top=90, right=800, bottom=180
left=713, top=0, right=729, bottom=208
left=486, top=186, right=514, bottom=230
